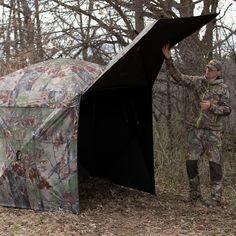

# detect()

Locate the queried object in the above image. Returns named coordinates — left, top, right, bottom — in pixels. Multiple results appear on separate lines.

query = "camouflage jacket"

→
left=166, top=58, right=231, bottom=131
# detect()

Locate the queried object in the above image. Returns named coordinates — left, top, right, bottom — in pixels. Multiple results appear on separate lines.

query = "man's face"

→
left=205, top=67, right=221, bottom=80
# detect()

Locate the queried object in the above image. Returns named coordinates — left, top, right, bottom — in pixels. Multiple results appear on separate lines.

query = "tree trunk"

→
left=134, top=0, right=144, bottom=33
left=35, top=0, right=44, bottom=61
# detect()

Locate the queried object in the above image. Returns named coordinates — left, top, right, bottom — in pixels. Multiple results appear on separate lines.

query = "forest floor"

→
left=0, top=177, right=235, bottom=236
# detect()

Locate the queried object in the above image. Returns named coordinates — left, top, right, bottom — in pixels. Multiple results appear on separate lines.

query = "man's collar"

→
left=205, top=77, right=223, bottom=85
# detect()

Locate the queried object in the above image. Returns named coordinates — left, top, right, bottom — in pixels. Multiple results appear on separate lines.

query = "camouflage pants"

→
left=186, top=128, right=223, bottom=202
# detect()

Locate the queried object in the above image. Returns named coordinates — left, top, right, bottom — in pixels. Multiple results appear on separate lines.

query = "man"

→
left=162, top=44, right=231, bottom=207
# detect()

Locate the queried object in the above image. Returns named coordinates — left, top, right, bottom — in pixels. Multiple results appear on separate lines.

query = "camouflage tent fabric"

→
left=0, top=14, right=218, bottom=214
left=0, top=58, right=103, bottom=213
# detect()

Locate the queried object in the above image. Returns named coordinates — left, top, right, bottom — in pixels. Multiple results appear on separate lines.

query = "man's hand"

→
left=200, top=100, right=211, bottom=111
left=162, top=44, right=171, bottom=59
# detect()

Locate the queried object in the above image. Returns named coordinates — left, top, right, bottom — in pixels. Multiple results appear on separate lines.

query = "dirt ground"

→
left=0, top=178, right=235, bottom=236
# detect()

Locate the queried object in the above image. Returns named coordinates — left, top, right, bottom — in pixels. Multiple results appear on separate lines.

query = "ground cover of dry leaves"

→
left=0, top=178, right=235, bottom=236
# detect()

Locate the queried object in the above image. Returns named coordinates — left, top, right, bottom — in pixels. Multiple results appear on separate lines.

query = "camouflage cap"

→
left=206, top=59, right=223, bottom=71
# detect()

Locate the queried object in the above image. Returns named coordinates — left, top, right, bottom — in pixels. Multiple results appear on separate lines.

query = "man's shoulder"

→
left=217, top=80, right=229, bottom=89
left=214, top=81, right=230, bottom=95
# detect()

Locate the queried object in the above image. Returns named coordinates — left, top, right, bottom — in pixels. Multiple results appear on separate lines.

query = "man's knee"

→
left=209, top=161, right=222, bottom=182
left=186, top=160, right=198, bottom=179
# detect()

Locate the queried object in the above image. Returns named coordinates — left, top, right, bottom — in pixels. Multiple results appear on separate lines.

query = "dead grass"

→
left=0, top=177, right=235, bottom=236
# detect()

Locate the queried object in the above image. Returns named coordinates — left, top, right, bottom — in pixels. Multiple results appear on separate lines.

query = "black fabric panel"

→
left=209, top=161, right=222, bottom=182
left=78, top=87, right=155, bottom=193
left=186, top=160, right=199, bottom=179
left=88, top=14, right=217, bottom=92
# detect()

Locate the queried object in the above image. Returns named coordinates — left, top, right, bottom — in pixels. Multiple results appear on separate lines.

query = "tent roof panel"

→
left=87, top=14, right=218, bottom=92
left=0, top=58, right=103, bottom=108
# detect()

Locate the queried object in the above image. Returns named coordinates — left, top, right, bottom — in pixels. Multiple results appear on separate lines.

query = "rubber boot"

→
left=186, top=160, right=202, bottom=201
left=189, top=175, right=202, bottom=201
left=209, top=161, right=223, bottom=206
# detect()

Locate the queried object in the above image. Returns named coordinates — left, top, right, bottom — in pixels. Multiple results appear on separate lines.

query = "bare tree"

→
left=0, top=0, right=235, bottom=188
left=0, top=0, right=46, bottom=73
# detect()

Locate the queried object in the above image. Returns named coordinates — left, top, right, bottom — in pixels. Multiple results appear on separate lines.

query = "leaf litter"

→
left=0, top=177, right=235, bottom=236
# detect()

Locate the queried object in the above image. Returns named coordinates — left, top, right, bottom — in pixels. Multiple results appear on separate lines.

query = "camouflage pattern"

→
left=206, top=59, right=223, bottom=71
left=165, top=58, right=231, bottom=131
left=186, top=128, right=223, bottom=201
left=165, top=58, right=231, bottom=204
left=189, top=175, right=201, bottom=201
left=0, top=58, right=103, bottom=213
left=186, top=128, right=222, bottom=163
left=211, top=178, right=223, bottom=202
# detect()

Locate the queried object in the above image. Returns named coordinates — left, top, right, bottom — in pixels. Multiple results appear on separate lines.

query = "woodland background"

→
left=0, top=1, right=236, bottom=235
left=0, top=0, right=235, bottom=191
